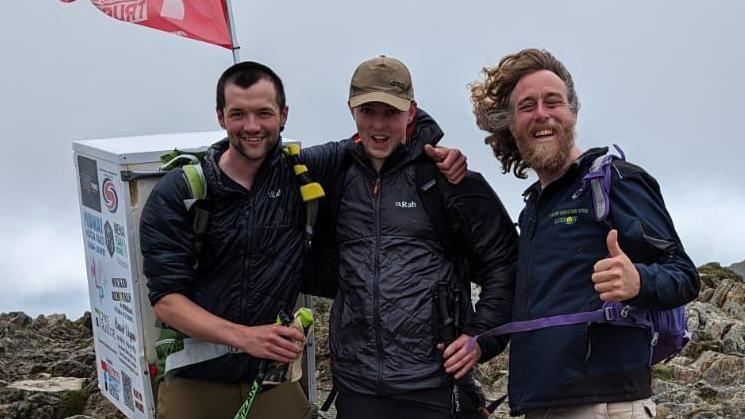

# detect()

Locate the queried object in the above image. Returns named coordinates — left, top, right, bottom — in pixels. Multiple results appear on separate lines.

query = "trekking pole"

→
left=233, top=309, right=294, bottom=419
left=435, top=282, right=461, bottom=418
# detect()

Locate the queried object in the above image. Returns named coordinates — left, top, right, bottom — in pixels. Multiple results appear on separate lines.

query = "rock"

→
left=50, top=360, right=94, bottom=379
left=699, top=262, right=743, bottom=282
left=7, top=376, right=85, bottom=393
left=83, top=391, right=127, bottom=419
left=729, top=260, right=745, bottom=278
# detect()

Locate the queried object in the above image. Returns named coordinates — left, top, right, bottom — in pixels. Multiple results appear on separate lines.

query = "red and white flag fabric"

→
left=60, top=0, right=231, bottom=49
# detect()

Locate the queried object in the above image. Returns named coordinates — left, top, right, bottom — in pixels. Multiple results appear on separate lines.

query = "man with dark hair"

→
left=318, top=55, right=518, bottom=419
left=470, top=49, right=700, bottom=418
left=140, top=61, right=467, bottom=418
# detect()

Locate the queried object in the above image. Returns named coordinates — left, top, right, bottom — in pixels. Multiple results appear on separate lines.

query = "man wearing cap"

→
left=313, top=55, right=518, bottom=419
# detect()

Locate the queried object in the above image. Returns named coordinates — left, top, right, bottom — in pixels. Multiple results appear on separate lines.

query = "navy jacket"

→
left=508, top=148, right=699, bottom=415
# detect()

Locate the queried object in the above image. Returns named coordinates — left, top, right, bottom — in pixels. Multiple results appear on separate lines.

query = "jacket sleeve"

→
left=140, top=169, right=199, bottom=305
left=297, top=139, right=351, bottom=298
left=447, top=172, right=518, bottom=362
left=299, top=139, right=351, bottom=188
left=610, top=162, right=700, bottom=309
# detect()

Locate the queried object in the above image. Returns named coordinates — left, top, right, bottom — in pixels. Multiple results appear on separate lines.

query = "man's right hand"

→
left=154, top=293, right=305, bottom=364
left=234, top=323, right=305, bottom=363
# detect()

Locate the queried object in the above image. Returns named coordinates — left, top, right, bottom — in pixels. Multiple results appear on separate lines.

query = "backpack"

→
left=466, top=145, right=690, bottom=366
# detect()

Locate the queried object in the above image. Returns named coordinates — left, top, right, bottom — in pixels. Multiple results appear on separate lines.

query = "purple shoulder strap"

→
left=582, top=145, right=625, bottom=222
left=465, top=303, right=645, bottom=353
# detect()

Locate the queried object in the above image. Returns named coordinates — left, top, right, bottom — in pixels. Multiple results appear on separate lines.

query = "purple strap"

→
left=465, top=304, right=638, bottom=353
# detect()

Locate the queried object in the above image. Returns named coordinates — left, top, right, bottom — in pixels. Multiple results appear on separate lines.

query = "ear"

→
left=216, top=108, right=226, bottom=130
left=406, top=102, right=417, bottom=124
left=280, top=106, right=289, bottom=132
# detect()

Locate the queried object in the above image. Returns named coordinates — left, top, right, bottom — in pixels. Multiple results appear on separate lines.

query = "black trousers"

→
left=336, top=385, right=452, bottom=419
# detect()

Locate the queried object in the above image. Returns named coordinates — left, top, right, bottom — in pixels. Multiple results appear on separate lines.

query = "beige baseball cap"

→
left=349, top=55, right=414, bottom=112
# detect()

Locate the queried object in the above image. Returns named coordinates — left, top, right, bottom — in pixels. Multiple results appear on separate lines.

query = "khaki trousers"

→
left=156, top=376, right=313, bottom=419
left=525, top=397, right=656, bottom=419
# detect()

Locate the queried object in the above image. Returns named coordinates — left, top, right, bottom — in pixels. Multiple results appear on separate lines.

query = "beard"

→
left=515, top=122, right=576, bottom=173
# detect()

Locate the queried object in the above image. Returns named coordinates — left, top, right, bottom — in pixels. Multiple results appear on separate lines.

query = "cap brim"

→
left=349, top=92, right=411, bottom=112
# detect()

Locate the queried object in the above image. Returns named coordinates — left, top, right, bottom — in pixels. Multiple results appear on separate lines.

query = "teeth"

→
left=534, top=129, right=553, bottom=137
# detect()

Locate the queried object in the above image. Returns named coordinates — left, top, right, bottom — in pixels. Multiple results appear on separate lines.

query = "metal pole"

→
left=224, top=0, right=241, bottom=63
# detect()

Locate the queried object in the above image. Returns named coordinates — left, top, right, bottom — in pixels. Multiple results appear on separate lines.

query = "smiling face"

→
left=509, top=69, right=578, bottom=174
left=351, top=101, right=416, bottom=172
left=217, top=79, right=288, bottom=164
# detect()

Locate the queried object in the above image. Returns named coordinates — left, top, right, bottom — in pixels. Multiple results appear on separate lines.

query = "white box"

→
left=73, top=131, right=317, bottom=418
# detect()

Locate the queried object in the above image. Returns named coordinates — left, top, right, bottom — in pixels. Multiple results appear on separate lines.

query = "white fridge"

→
left=72, top=131, right=317, bottom=418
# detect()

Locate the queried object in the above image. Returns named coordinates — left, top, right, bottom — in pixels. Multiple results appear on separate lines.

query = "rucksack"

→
left=466, top=145, right=690, bottom=366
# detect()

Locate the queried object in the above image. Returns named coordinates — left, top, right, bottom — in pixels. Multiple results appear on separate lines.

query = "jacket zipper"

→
left=524, top=191, right=540, bottom=320
left=372, top=176, right=384, bottom=391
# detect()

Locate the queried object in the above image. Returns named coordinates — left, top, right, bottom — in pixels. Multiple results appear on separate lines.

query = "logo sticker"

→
left=78, top=156, right=101, bottom=212
left=102, top=178, right=119, bottom=213
left=105, top=221, right=115, bottom=257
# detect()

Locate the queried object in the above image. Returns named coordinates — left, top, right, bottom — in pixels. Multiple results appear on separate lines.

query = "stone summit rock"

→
left=0, top=311, right=124, bottom=419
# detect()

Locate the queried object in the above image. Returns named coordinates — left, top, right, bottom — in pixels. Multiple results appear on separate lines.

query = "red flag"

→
left=88, top=0, right=231, bottom=49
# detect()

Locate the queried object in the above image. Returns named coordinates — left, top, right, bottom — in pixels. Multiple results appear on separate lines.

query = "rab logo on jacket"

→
left=394, top=200, right=417, bottom=208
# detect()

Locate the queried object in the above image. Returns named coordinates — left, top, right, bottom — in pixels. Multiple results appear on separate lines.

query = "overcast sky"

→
left=1, top=0, right=743, bottom=318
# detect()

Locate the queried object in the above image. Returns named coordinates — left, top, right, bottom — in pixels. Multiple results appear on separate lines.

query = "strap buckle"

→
left=603, top=306, right=616, bottom=321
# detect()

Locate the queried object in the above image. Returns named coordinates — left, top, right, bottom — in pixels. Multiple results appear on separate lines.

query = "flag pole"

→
left=224, top=0, right=241, bottom=63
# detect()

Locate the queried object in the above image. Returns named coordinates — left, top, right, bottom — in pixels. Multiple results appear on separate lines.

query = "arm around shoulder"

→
left=448, top=172, right=518, bottom=361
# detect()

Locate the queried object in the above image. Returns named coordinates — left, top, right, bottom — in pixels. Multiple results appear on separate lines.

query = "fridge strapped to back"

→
left=72, top=131, right=317, bottom=419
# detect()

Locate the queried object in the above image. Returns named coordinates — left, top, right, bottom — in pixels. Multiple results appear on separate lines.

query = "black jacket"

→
left=141, top=138, right=310, bottom=382
left=508, top=148, right=700, bottom=414
left=318, top=110, right=518, bottom=395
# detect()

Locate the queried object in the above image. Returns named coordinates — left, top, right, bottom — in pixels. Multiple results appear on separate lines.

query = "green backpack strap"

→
left=159, top=150, right=210, bottom=260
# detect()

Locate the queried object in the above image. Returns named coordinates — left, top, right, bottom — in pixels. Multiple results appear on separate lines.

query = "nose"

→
left=370, top=113, right=386, bottom=131
left=242, top=114, right=261, bottom=133
left=534, top=102, right=550, bottom=121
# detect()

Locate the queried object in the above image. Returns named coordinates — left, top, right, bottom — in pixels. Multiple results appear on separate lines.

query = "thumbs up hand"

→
left=592, top=229, right=641, bottom=301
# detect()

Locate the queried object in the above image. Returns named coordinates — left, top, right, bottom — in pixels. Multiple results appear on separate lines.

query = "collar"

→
left=521, top=147, right=609, bottom=198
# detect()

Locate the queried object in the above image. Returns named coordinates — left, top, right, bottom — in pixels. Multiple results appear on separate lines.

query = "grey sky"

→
left=1, top=0, right=743, bottom=318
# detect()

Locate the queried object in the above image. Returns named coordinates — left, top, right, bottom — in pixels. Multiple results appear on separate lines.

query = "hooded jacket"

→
left=508, top=147, right=699, bottom=414
left=325, top=110, right=518, bottom=395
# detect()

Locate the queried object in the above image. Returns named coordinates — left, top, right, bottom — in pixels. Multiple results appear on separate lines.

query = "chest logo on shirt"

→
left=549, top=207, right=589, bottom=225
left=268, top=189, right=281, bottom=199
left=394, top=200, right=417, bottom=209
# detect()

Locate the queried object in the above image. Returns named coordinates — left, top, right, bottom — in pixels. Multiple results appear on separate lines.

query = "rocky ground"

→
left=1, top=262, right=742, bottom=418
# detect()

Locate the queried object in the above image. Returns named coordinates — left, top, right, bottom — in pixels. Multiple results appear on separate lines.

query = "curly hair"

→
left=469, top=49, right=579, bottom=178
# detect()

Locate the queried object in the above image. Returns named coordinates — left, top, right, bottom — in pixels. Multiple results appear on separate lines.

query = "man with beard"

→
left=140, top=61, right=467, bottom=418
left=469, top=49, right=699, bottom=418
